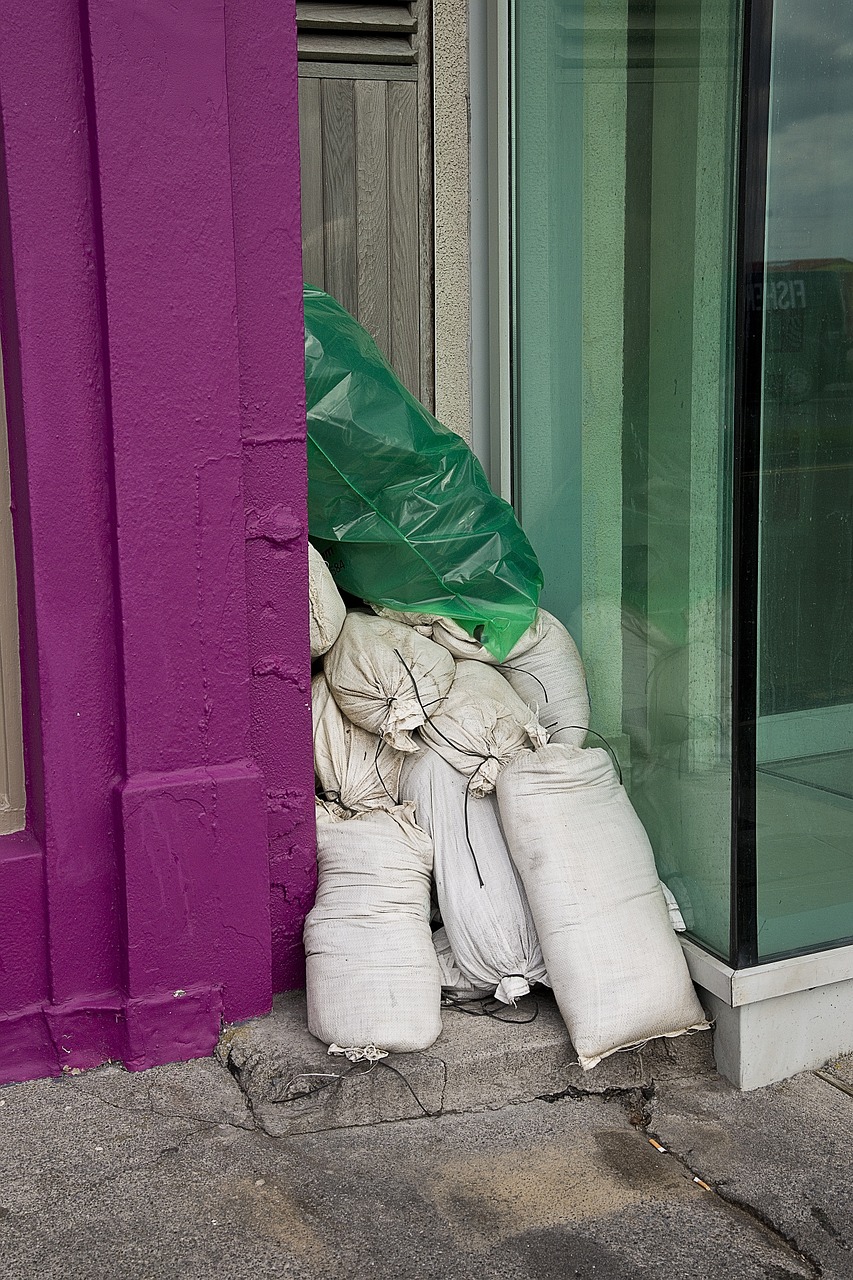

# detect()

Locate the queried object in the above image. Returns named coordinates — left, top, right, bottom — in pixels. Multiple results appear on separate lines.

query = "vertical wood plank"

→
left=354, top=79, right=390, bottom=358
left=387, top=78, right=420, bottom=397
left=298, top=77, right=325, bottom=288
left=321, top=78, right=357, bottom=314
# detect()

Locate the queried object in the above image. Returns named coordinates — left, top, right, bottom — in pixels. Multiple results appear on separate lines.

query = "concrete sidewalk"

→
left=1, top=1002, right=852, bottom=1279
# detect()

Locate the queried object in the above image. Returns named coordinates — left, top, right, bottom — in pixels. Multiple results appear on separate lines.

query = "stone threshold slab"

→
left=216, top=990, right=716, bottom=1137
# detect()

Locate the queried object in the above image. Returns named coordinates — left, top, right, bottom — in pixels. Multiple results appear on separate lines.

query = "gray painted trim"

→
left=681, top=936, right=853, bottom=1008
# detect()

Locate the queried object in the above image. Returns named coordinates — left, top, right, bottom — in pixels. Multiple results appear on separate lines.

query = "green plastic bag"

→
left=304, top=286, right=543, bottom=661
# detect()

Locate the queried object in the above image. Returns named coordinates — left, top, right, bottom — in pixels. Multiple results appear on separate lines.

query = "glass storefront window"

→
left=754, top=0, right=853, bottom=956
left=512, top=0, right=742, bottom=957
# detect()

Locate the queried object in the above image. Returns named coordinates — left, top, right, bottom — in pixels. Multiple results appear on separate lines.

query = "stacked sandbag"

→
left=400, top=749, right=547, bottom=1004
left=324, top=611, right=455, bottom=752
left=428, top=610, right=590, bottom=747
left=431, top=926, right=493, bottom=1000
left=309, top=542, right=347, bottom=659
left=496, top=744, right=710, bottom=1069
left=370, top=605, right=437, bottom=637
left=312, top=672, right=402, bottom=810
left=498, top=611, right=589, bottom=746
left=305, top=800, right=442, bottom=1052
left=418, top=661, right=546, bottom=796
left=661, top=882, right=687, bottom=932
left=373, top=604, right=590, bottom=747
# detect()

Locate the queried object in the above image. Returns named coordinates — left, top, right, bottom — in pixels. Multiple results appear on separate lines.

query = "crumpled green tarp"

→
left=304, top=285, right=543, bottom=661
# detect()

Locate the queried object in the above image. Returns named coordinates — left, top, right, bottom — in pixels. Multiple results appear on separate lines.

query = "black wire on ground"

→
left=271, top=1057, right=436, bottom=1117
left=442, top=988, right=540, bottom=1025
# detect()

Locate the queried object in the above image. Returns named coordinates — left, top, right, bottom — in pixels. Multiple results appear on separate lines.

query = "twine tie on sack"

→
left=317, top=788, right=359, bottom=816
left=328, top=1042, right=388, bottom=1063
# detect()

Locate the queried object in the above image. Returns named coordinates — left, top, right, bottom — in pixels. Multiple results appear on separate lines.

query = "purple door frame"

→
left=0, top=0, right=315, bottom=1085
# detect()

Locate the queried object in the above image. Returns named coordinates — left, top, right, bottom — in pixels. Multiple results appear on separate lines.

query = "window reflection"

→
left=755, top=0, right=853, bottom=954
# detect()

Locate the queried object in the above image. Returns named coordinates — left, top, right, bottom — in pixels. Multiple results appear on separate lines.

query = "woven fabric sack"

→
left=496, top=745, right=710, bottom=1069
left=498, top=610, right=589, bottom=747
left=427, top=608, right=590, bottom=748
left=370, top=604, right=439, bottom=637
left=417, top=661, right=546, bottom=797
left=324, top=611, right=455, bottom=753
left=312, top=673, right=402, bottom=811
left=309, top=542, right=347, bottom=659
left=305, top=801, right=442, bottom=1053
left=400, top=748, right=547, bottom=1004
left=661, top=881, right=687, bottom=932
left=431, top=926, right=494, bottom=999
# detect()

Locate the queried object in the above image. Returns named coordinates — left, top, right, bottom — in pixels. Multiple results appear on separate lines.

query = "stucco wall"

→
left=432, top=0, right=473, bottom=444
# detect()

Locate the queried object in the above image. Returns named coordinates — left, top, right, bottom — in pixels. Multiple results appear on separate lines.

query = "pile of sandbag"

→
left=303, top=543, right=708, bottom=1065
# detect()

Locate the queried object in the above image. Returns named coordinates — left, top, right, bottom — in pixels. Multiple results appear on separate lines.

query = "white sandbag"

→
left=432, top=926, right=493, bottom=1000
left=370, top=604, right=438, bottom=637
left=304, top=802, right=442, bottom=1053
left=324, top=612, right=455, bottom=753
left=430, top=616, right=496, bottom=660
left=372, top=607, right=498, bottom=657
left=499, top=610, right=589, bottom=747
left=660, top=881, right=687, bottom=932
left=400, top=749, right=548, bottom=1004
left=312, top=672, right=402, bottom=811
left=427, top=608, right=589, bottom=747
left=308, top=542, right=346, bottom=659
left=417, top=661, right=546, bottom=797
left=496, top=745, right=710, bottom=1070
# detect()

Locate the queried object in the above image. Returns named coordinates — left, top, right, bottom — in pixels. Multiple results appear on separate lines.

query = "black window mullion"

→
left=730, top=0, right=774, bottom=970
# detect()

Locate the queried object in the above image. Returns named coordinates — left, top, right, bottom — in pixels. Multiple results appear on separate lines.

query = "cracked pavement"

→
left=1, top=1046, right=852, bottom=1278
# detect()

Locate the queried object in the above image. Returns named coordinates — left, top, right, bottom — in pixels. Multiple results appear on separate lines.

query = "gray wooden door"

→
left=297, top=1, right=434, bottom=406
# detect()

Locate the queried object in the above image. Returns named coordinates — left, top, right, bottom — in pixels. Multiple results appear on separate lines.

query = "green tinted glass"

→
left=513, top=0, right=742, bottom=955
left=754, top=0, right=853, bottom=956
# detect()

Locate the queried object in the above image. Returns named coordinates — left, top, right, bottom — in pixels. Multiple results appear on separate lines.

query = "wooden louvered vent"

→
left=296, top=3, right=418, bottom=66
left=296, top=0, right=432, bottom=404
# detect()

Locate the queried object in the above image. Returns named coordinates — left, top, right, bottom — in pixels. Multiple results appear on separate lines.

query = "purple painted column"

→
left=0, top=0, right=313, bottom=1084
left=0, top=0, right=126, bottom=1080
left=83, top=0, right=273, bottom=1064
left=225, top=0, right=316, bottom=991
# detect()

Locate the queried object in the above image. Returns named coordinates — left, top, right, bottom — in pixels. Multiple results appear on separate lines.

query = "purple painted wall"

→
left=226, top=0, right=317, bottom=992
left=0, top=0, right=314, bottom=1085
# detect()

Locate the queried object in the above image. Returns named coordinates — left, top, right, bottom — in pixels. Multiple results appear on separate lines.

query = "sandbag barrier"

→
left=304, top=562, right=709, bottom=1064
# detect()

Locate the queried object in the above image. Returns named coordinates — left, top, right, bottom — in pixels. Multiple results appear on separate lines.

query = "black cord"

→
left=317, top=788, right=359, bottom=816
left=394, top=647, right=497, bottom=887
left=463, top=765, right=488, bottom=888
left=500, top=664, right=549, bottom=704
left=270, top=1057, right=437, bottom=1117
left=546, top=725, right=623, bottom=785
left=394, top=648, right=489, bottom=763
left=442, top=990, right=540, bottom=1024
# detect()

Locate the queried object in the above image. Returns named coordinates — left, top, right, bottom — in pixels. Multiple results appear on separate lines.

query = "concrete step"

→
left=216, top=990, right=716, bottom=1137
